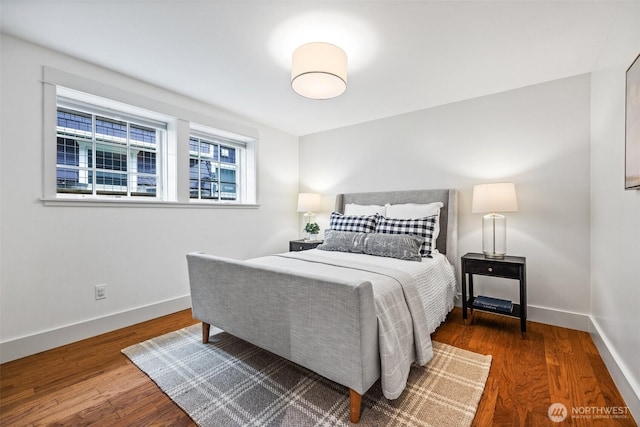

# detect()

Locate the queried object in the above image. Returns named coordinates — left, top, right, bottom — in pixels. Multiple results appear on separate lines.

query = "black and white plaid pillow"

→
left=375, top=215, right=437, bottom=257
left=329, top=212, right=378, bottom=233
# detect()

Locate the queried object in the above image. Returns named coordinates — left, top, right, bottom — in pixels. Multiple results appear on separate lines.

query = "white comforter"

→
left=247, top=249, right=457, bottom=399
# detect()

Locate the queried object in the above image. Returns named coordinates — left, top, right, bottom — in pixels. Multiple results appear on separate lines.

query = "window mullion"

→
left=126, top=122, right=131, bottom=197
left=216, top=143, right=221, bottom=202
left=156, top=128, right=163, bottom=200
left=197, top=138, right=202, bottom=200
left=91, top=113, right=97, bottom=196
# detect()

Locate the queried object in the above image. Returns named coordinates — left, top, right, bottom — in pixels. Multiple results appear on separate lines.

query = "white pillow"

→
left=344, top=203, right=386, bottom=216
left=384, top=202, right=444, bottom=249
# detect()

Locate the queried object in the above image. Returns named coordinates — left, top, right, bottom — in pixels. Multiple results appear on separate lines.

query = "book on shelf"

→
left=473, top=295, right=513, bottom=313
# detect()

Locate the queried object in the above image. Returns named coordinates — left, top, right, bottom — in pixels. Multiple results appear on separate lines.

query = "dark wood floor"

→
left=432, top=309, right=636, bottom=426
left=1, top=308, right=636, bottom=426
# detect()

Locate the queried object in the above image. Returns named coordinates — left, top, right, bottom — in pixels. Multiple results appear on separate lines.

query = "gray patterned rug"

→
left=122, top=324, right=491, bottom=427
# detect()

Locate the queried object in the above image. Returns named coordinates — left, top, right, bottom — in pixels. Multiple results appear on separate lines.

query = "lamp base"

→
left=482, top=213, right=507, bottom=259
left=483, top=252, right=505, bottom=259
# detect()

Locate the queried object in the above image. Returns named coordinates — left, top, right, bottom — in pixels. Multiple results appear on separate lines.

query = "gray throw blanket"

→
left=248, top=250, right=434, bottom=399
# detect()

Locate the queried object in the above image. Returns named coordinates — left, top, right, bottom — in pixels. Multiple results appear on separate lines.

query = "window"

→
left=56, top=98, right=166, bottom=199
left=44, top=69, right=257, bottom=206
left=189, top=132, right=245, bottom=202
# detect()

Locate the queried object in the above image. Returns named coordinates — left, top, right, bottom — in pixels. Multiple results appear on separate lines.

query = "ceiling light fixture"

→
left=291, top=42, right=347, bottom=100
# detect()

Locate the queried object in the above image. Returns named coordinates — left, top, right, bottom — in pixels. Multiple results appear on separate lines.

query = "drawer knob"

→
left=488, top=267, right=493, bottom=272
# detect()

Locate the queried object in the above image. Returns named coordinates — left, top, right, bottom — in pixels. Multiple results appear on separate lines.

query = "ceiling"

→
left=0, top=1, right=633, bottom=136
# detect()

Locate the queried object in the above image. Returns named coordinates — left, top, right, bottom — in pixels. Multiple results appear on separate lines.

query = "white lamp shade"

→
left=291, top=42, right=347, bottom=100
left=297, top=193, right=322, bottom=213
left=472, top=183, right=518, bottom=213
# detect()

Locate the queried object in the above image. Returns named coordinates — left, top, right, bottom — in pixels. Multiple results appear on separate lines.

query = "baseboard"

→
left=0, top=295, right=192, bottom=363
left=454, top=296, right=591, bottom=331
left=526, top=304, right=591, bottom=331
left=589, top=316, right=640, bottom=422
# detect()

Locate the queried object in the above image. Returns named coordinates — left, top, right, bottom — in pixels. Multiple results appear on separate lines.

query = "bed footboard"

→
left=201, top=319, right=364, bottom=422
left=186, top=253, right=379, bottom=413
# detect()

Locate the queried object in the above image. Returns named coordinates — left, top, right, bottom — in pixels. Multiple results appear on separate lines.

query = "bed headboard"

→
left=334, top=189, right=458, bottom=266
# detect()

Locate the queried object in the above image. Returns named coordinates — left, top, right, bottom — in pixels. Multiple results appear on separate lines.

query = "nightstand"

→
left=461, top=252, right=527, bottom=335
left=289, top=239, right=323, bottom=252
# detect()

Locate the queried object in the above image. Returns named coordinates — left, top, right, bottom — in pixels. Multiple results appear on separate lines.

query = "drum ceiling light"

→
left=291, top=42, right=347, bottom=100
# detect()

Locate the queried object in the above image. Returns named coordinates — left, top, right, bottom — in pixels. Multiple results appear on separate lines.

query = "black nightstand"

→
left=461, top=252, right=527, bottom=335
left=289, top=239, right=323, bottom=252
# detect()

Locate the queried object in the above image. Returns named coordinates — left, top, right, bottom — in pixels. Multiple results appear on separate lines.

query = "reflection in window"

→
left=55, top=107, right=163, bottom=197
left=189, top=136, right=238, bottom=201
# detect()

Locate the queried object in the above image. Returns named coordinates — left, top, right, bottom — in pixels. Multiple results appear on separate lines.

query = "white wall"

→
left=590, top=2, right=640, bottom=418
left=0, top=35, right=299, bottom=361
left=300, top=74, right=592, bottom=328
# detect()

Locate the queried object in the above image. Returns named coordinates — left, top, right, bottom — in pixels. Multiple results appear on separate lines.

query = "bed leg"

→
left=202, top=322, right=210, bottom=344
left=349, top=389, right=362, bottom=423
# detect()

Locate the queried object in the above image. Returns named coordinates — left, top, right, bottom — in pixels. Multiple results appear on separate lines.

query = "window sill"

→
left=41, top=197, right=259, bottom=209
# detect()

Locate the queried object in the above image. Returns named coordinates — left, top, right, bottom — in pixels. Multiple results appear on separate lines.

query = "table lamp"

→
left=297, top=193, right=321, bottom=238
left=472, top=183, right=518, bottom=259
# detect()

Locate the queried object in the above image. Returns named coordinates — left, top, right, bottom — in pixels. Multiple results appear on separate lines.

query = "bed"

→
left=187, top=189, right=458, bottom=423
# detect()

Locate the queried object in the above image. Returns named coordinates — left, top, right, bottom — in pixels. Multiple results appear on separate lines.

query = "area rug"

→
left=122, top=324, right=491, bottom=427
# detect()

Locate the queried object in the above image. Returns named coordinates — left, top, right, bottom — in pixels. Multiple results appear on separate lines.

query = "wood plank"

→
left=110, top=382, right=173, bottom=418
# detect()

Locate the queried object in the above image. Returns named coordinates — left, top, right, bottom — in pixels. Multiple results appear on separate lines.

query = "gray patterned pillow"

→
left=362, top=233, right=423, bottom=261
left=316, top=230, right=366, bottom=254
left=317, top=230, right=423, bottom=261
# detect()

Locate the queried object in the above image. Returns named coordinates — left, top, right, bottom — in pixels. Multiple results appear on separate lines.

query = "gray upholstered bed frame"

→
left=187, top=189, right=458, bottom=423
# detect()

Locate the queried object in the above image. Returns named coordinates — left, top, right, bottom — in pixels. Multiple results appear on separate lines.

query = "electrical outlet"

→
left=95, top=284, right=107, bottom=300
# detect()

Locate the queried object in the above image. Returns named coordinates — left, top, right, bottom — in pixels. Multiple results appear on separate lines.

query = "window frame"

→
left=187, top=123, right=255, bottom=205
left=56, top=99, right=168, bottom=200
left=42, top=67, right=259, bottom=208
left=188, top=130, right=246, bottom=203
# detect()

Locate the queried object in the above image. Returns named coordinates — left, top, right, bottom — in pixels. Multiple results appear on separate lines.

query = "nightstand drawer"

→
left=289, top=239, right=323, bottom=252
left=291, top=243, right=308, bottom=251
left=465, top=261, right=520, bottom=279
